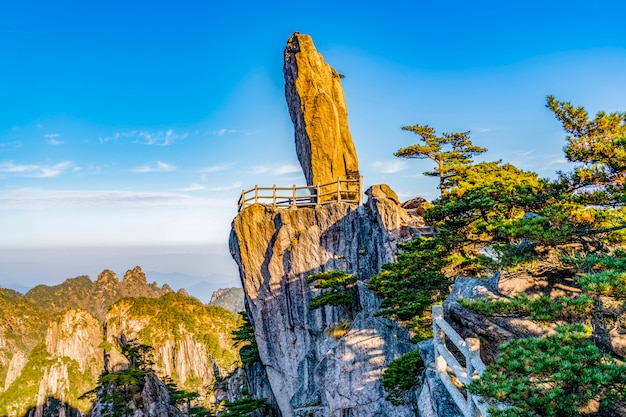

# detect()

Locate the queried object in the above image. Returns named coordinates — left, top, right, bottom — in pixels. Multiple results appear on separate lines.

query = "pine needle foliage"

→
left=563, top=249, right=626, bottom=300
left=368, top=235, right=451, bottom=322
left=459, top=294, right=594, bottom=322
left=469, top=325, right=626, bottom=417
left=221, top=389, right=268, bottom=417
left=375, top=98, right=626, bottom=414
left=382, top=350, right=424, bottom=405
left=90, top=339, right=155, bottom=417
left=394, top=124, right=486, bottom=195
left=232, top=312, right=260, bottom=365
left=307, top=270, right=357, bottom=310
left=547, top=95, right=626, bottom=207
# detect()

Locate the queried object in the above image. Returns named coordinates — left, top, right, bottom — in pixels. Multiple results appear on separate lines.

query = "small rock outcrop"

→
left=90, top=373, right=184, bottom=417
left=284, top=32, right=360, bottom=195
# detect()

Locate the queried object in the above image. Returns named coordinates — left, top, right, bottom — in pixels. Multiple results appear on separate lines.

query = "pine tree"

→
left=394, top=124, right=486, bottom=195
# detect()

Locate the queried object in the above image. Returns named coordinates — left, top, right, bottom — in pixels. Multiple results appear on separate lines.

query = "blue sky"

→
left=1, top=1, right=625, bottom=295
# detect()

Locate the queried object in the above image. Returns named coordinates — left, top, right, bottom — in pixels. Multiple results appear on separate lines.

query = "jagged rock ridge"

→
left=24, top=266, right=172, bottom=320
left=0, top=269, right=240, bottom=417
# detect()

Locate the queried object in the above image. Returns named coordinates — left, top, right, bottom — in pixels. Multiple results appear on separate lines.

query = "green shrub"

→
left=382, top=350, right=424, bottom=405
left=308, top=271, right=357, bottom=310
left=232, top=312, right=260, bottom=365
left=221, top=393, right=268, bottom=417
left=563, top=249, right=626, bottom=300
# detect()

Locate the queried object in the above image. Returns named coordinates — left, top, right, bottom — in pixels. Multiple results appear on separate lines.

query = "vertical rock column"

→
left=284, top=32, right=360, bottom=200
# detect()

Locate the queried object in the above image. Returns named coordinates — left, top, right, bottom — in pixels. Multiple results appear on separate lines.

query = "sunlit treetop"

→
left=394, top=124, right=487, bottom=195
left=547, top=95, right=626, bottom=205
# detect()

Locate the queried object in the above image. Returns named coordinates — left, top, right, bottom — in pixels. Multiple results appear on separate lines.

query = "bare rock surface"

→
left=28, top=309, right=102, bottom=417
left=284, top=32, right=360, bottom=194
left=230, top=188, right=428, bottom=417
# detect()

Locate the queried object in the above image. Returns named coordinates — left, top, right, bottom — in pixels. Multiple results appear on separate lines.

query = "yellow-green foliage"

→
left=108, top=292, right=241, bottom=375
left=382, top=350, right=424, bottom=406
left=0, top=343, right=96, bottom=416
left=459, top=294, right=594, bottom=322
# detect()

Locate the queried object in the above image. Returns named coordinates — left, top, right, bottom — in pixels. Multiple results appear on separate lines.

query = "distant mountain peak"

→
left=208, top=287, right=244, bottom=313
left=96, top=269, right=119, bottom=285
left=123, top=265, right=147, bottom=284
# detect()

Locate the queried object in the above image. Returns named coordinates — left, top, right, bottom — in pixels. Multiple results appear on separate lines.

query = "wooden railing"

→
left=237, top=177, right=362, bottom=211
left=432, top=305, right=495, bottom=417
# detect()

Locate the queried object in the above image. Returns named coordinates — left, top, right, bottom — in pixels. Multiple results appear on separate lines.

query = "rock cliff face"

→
left=229, top=32, right=434, bottom=416
left=284, top=32, right=360, bottom=194
left=229, top=189, right=429, bottom=417
left=104, top=294, right=240, bottom=396
left=20, top=309, right=102, bottom=417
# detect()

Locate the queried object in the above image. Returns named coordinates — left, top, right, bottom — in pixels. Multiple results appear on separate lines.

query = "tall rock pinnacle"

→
left=284, top=32, right=360, bottom=191
left=230, top=33, right=432, bottom=417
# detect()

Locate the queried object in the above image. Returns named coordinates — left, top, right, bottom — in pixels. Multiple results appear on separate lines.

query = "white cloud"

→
left=181, top=184, right=207, bottom=192
left=138, top=129, right=188, bottom=146
left=133, top=161, right=175, bottom=173
left=208, top=181, right=243, bottom=191
left=198, top=163, right=235, bottom=173
left=0, top=188, right=232, bottom=209
left=99, top=129, right=188, bottom=146
left=513, top=149, right=535, bottom=157
left=211, top=128, right=236, bottom=136
left=371, top=160, right=408, bottom=174
left=44, top=133, right=64, bottom=145
left=0, top=141, right=21, bottom=148
left=250, top=163, right=301, bottom=176
left=0, top=161, right=73, bottom=178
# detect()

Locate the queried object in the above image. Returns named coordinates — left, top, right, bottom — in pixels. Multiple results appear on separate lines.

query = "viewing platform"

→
left=238, top=177, right=363, bottom=212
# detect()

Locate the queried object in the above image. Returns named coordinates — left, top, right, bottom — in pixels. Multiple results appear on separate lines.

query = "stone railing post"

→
left=432, top=305, right=445, bottom=374
left=466, top=338, right=479, bottom=417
